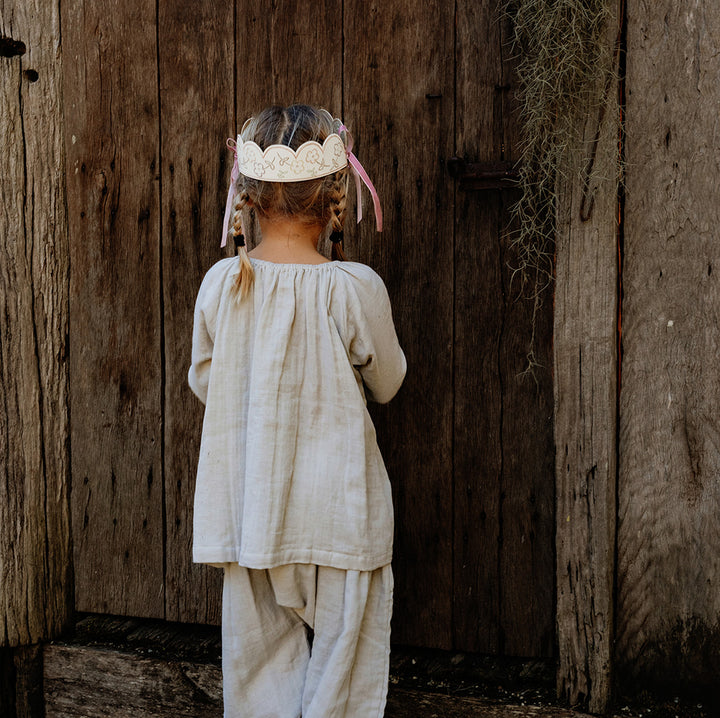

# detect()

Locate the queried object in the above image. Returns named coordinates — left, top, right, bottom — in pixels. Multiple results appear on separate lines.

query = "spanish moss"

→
left=503, top=0, right=618, bottom=374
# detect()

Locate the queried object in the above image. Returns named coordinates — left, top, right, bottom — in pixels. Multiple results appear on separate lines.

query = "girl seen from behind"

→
left=188, top=104, right=406, bottom=718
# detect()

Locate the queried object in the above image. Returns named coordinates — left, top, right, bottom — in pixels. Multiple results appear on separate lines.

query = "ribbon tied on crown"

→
left=221, top=119, right=382, bottom=247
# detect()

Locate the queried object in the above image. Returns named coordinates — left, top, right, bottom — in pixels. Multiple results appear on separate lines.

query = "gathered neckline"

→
left=249, top=257, right=339, bottom=270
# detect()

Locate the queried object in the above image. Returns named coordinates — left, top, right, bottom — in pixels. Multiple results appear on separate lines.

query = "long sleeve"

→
left=341, top=266, right=407, bottom=404
left=188, top=303, right=213, bottom=405
left=188, top=257, right=234, bottom=405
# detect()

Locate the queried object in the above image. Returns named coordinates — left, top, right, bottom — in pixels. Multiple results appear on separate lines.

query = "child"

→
left=188, top=105, right=406, bottom=718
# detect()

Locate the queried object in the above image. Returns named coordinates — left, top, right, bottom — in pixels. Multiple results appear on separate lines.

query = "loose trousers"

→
left=221, top=562, right=393, bottom=718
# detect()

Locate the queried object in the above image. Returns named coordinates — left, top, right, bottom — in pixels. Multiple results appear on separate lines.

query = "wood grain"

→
left=236, top=0, right=342, bottom=125
left=453, top=0, right=554, bottom=657
left=618, top=0, right=720, bottom=689
left=554, top=4, right=620, bottom=710
left=345, top=0, right=455, bottom=648
left=44, top=644, right=223, bottom=718
left=62, top=0, right=164, bottom=617
left=0, top=0, right=72, bottom=647
left=163, top=0, right=344, bottom=624
left=159, top=0, right=234, bottom=626
left=43, top=641, right=593, bottom=718
left=495, top=12, right=555, bottom=660
left=497, top=236, right=555, bottom=658
left=13, top=643, right=44, bottom=718
left=453, top=0, right=505, bottom=655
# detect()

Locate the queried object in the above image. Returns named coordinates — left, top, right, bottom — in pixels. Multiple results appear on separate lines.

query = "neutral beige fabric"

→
left=189, top=257, right=406, bottom=571
left=221, top=562, right=393, bottom=718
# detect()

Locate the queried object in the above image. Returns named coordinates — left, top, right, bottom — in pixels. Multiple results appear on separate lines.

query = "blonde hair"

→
left=228, top=105, right=350, bottom=299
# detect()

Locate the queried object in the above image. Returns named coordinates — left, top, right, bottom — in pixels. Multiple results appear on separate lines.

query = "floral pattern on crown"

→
left=237, top=134, right=348, bottom=182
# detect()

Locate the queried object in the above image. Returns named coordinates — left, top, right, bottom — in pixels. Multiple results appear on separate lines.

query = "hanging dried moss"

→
left=503, top=0, right=618, bottom=373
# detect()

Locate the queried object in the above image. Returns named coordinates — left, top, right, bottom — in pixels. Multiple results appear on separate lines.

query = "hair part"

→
left=229, top=105, right=350, bottom=299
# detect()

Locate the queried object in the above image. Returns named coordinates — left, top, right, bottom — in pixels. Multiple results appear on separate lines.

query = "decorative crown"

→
left=220, top=112, right=383, bottom=247
left=237, top=133, right=348, bottom=182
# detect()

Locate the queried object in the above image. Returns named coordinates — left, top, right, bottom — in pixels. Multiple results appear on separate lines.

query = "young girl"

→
left=188, top=105, right=406, bottom=718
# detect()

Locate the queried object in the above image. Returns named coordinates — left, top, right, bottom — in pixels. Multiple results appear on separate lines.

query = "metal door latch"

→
left=447, top=158, right=519, bottom=191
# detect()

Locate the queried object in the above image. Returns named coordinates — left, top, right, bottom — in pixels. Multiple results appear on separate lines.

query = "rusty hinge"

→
left=447, top=158, right=519, bottom=191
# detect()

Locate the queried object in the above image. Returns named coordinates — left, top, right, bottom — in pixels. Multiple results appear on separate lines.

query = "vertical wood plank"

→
left=62, top=0, right=164, bottom=617
left=160, top=0, right=234, bottom=626
left=497, top=5, right=555, bottom=655
left=454, top=0, right=555, bottom=657
left=619, top=0, right=720, bottom=690
left=13, top=644, right=44, bottom=718
left=0, top=0, right=72, bottom=647
left=345, top=0, right=455, bottom=648
left=554, top=5, right=620, bottom=709
left=236, top=0, right=342, bottom=117
left=453, top=0, right=505, bottom=654
left=498, top=266, right=554, bottom=658
left=498, top=283, right=555, bottom=659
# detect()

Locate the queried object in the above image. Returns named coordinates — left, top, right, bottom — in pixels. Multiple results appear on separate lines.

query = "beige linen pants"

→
left=221, top=563, right=393, bottom=718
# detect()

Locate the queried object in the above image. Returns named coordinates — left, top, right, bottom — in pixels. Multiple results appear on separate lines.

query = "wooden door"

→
left=63, top=0, right=554, bottom=656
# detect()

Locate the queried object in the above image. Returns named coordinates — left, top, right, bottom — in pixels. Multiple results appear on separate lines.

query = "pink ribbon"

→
left=340, top=124, right=383, bottom=232
left=221, top=138, right=239, bottom=248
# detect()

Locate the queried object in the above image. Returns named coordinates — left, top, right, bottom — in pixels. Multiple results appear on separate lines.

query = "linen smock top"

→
left=188, top=256, right=407, bottom=571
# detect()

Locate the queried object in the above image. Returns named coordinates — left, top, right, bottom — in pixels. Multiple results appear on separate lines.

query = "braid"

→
left=230, top=187, right=255, bottom=300
left=232, top=190, right=250, bottom=236
left=329, top=174, right=348, bottom=261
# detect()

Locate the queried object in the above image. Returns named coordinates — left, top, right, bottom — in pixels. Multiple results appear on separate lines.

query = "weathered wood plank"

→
left=554, top=4, right=620, bottom=711
left=0, top=0, right=72, bottom=648
left=62, top=0, right=164, bottom=617
left=159, top=0, right=234, bottom=626
left=13, top=643, right=43, bottom=718
left=618, top=0, right=720, bottom=690
left=498, top=254, right=555, bottom=658
left=345, top=0, right=455, bottom=648
left=453, top=0, right=505, bottom=654
left=496, top=11, right=555, bottom=659
left=453, top=0, right=555, bottom=657
left=44, top=645, right=223, bottom=718
left=65, top=614, right=222, bottom=663
left=164, top=0, right=344, bottom=624
left=43, top=641, right=592, bottom=718
left=236, top=0, right=342, bottom=118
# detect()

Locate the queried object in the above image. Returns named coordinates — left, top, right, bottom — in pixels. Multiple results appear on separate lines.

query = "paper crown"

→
left=237, top=133, right=348, bottom=182
left=221, top=112, right=383, bottom=247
